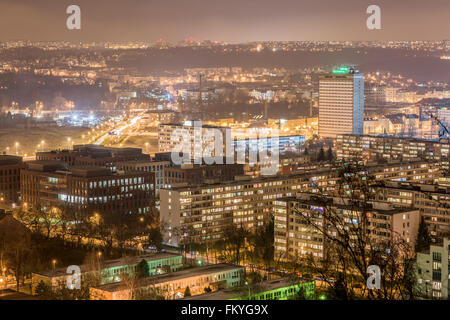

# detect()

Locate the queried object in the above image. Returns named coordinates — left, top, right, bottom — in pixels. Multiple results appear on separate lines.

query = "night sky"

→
left=0, top=0, right=448, bottom=42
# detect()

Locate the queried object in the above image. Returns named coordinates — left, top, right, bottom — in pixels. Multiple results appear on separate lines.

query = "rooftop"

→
left=33, top=253, right=182, bottom=278
left=93, top=263, right=244, bottom=293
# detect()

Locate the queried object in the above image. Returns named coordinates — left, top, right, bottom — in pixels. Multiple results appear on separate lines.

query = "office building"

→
left=20, top=161, right=155, bottom=215
left=115, top=160, right=171, bottom=194
left=319, top=67, right=364, bottom=138
left=0, top=155, right=24, bottom=204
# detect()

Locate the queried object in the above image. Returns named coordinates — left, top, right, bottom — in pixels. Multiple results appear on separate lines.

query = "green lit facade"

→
left=231, top=281, right=315, bottom=301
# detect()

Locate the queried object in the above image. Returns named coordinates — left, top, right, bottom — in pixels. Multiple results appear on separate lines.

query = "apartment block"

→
left=336, top=134, right=450, bottom=169
left=0, top=155, right=24, bottom=204
left=273, top=193, right=419, bottom=261
left=160, top=160, right=440, bottom=246
left=415, top=238, right=450, bottom=299
left=115, top=160, right=171, bottom=194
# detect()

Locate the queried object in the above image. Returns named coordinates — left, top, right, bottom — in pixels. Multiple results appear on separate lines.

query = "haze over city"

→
left=0, top=0, right=450, bottom=42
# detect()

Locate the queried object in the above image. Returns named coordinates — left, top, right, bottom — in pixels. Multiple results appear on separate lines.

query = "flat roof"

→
left=93, top=263, right=244, bottom=293
left=33, top=253, right=182, bottom=278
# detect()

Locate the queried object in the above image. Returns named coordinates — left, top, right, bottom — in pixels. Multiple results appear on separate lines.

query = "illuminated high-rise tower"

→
left=318, top=66, right=364, bottom=138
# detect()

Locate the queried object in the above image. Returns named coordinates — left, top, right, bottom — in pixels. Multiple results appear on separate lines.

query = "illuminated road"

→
left=93, top=115, right=141, bottom=146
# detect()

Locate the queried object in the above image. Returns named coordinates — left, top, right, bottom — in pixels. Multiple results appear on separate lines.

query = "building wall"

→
left=21, top=167, right=155, bottom=216
left=160, top=161, right=441, bottom=246
left=416, top=238, right=450, bottom=299
left=90, top=266, right=244, bottom=300
left=319, top=72, right=364, bottom=139
left=0, top=157, right=24, bottom=204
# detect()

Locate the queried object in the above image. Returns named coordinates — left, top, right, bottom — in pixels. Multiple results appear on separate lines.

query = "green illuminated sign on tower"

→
left=332, top=66, right=351, bottom=74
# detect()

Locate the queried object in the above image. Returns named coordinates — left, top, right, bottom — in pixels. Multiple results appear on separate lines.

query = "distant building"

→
left=415, top=238, right=450, bottom=299
left=0, top=155, right=24, bottom=204
left=437, top=107, right=450, bottom=138
left=233, top=135, right=305, bottom=156
left=319, top=67, right=364, bottom=138
left=31, top=253, right=183, bottom=294
left=89, top=263, right=244, bottom=300
left=374, top=181, right=450, bottom=242
left=141, top=110, right=177, bottom=124
left=364, top=83, right=386, bottom=105
left=20, top=161, right=155, bottom=215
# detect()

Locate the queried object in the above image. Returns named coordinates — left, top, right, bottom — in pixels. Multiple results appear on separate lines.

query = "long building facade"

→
left=318, top=67, right=364, bottom=138
left=21, top=161, right=155, bottom=216
left=336, top=134, right=450, bottom=169
left=160, top=160, right=442, bottom=246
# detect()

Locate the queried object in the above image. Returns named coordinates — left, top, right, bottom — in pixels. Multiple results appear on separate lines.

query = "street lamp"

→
left=244, top=281, right=251, bottom=298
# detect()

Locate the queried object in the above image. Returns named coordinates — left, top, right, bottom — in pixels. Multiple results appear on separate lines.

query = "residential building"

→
left=160, top=160, right=441, bottom=246
left=31, top=253, right=183, bottom=294
left=273, top=193, right=420, bottom=261
left=336, top=134, right=450, bottom=170
left=20, top=161, right=155, bottom=215
left=158, top=122, right=229, bottom=162
left=183, top=278, right=315, bottom=300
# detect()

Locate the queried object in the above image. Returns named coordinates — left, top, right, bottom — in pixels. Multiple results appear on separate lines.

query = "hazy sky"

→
left=0, top=0, right=449, bottom=42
